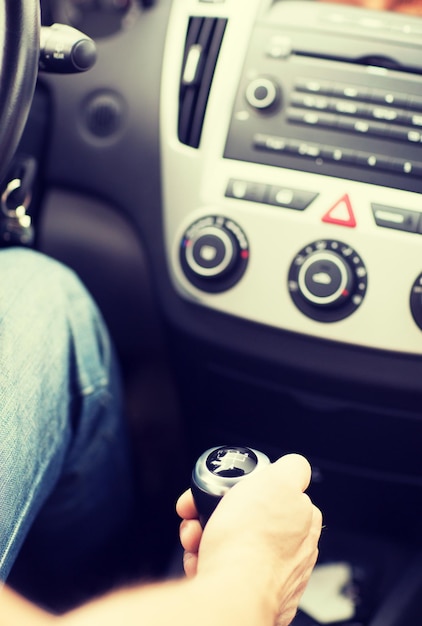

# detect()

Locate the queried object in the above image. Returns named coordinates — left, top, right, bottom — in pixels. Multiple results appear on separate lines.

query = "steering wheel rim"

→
left=0, top=0, right=40, bottom=184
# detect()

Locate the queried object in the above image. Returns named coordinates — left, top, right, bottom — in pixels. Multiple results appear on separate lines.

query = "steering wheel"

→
left=0, top=1, right=40, bottom=184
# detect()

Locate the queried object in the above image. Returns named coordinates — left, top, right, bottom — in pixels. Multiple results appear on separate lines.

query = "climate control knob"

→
left=288, top=240, right=367, bottom=322
left=180, top=216, right=249, bottom=293
left=410, top=273, right=422, bottom=330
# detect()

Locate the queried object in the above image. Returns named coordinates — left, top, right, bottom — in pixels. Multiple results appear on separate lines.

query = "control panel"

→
left=226, top=60, right=422, bottom=195
left=161, top=0, right=422, bottom=356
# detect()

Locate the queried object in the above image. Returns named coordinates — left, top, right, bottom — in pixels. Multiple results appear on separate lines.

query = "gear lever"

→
left=191, top=445, right=270, bottom=527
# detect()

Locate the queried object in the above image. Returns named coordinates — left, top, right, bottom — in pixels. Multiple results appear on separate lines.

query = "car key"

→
left=191, top=445, right=271, bottom=527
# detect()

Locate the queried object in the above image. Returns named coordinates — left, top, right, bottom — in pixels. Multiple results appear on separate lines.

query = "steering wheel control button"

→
left=192, top=446, right=270, bottom=527
left=288, top=240, right=367, bottom=322
left=39, top=24, right=97, bottom=73
left=245, top=77, right=279, bottom=111
left=180, top=216, right=249, bottom=292
left=410, top=274, right=422, bottom=330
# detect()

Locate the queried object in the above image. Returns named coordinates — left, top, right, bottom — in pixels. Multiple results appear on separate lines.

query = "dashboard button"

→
left=267, top=186, right=318, bottom=210
left=245, top=78, right=279, bottom=110
left=371, top=106, right=399, bottom=122
left=253, top=133, right=288, bottom=153
left=297, top=143, right=321, bottom=158
left=371, top=204, right=420, bottom=233
left=290, top=93, right=330, bottom=110
left=320, top=146, right=356, bottom=165
left=355, top=152, right=391, bottom=171
left=410, top=113, right=422, bottom=127
left=322, top=194, right=356, bottom=227
left=226, top=179, right=267, bottom=203
left=371, top=90, right=408, bottom=108
left=388, top=126, right=422, bottom=143
left=333, top=100, right=360, bottom=115
left=294, top=78, right=332, bottom=95
left=389, top=159, right=422, bottom=177
left=287, top=108, right=337, bottom=128
left=332, top=84, right=371, bottom=101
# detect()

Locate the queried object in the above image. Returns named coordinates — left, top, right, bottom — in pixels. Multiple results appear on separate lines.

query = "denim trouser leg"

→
left=0, top=248, right=137, bottom=610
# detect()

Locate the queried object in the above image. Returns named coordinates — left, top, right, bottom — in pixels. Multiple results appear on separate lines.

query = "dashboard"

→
left=162, top=0, right=422, bottom=357
left=27, top=0, right=422, bottom=556
left=9, top=0, right=422, bottom=620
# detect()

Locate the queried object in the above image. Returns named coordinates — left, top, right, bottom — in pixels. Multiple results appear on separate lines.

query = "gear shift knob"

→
left=191, top=445, right=271, bottom=527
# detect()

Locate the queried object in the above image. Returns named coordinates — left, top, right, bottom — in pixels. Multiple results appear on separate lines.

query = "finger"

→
left=311, top=503, right=323, bottom=532
left=272, top=454, right=313, bottom=492
left=183, top=551, right=198, bottom=578
left=176, top=489, right=198, bottom=520
left=300, top=494, right=323, bottom=527
left=179, top=518, right=203, bottom=553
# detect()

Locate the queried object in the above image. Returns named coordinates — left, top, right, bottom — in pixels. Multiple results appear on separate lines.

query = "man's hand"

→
left=0, top=453, right=321, bottom=626
left=177, top=453, right=322, bottom=626
left=0, top=587, right=57, bottom=624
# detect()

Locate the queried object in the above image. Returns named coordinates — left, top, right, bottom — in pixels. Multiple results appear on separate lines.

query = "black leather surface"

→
left=0, top=1, right=40, bottom=184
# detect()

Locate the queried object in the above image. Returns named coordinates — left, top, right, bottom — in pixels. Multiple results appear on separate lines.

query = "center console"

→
left=159, top=2, right=422, bottom=606
left=161, top=0, right=422, bottom=355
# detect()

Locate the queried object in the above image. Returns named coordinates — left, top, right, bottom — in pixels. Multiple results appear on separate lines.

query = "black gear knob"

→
left=191, top=445, right=271, bottom=527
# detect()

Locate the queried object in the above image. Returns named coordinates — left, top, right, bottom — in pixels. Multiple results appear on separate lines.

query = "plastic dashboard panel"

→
left=36, top=0, right=422, bottom=411
left=158, top=0, right=422, bottom=545
left=161, top=0, right=422, bottom=359
left=30, top=0, right=422, bottom=571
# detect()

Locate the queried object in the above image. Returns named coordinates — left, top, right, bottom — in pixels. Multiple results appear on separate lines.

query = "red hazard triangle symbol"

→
left=322, top=194, right=356, bottom=228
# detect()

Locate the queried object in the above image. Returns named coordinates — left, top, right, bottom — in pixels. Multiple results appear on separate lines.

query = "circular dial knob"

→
left=245, top=77, right=279, bottom=111
left=191, top=445, right=271, bottom=527
left=288, top=240, right=368, bottom=322
left=410, top=273, right=422, bottom=330
left=180, top=216, right=249, bottom=293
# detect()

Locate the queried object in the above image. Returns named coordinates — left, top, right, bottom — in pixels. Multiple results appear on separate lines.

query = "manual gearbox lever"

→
left=191, top=445, right=270, bottom=527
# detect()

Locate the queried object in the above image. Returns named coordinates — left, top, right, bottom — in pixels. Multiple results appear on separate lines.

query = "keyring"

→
left=1, top=178, right=31, bottom=219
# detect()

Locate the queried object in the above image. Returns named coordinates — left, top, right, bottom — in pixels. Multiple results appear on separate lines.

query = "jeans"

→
left=0, top=247, right=138, bottom=611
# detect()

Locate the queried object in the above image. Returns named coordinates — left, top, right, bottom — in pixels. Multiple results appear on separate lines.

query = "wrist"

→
left=194, top=545, right=278, bottom=626
left=60, top=571, right=277, bottom=626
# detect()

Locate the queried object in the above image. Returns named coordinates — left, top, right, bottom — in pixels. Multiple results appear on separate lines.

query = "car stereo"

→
left=224, top=0, right=422, bottom=195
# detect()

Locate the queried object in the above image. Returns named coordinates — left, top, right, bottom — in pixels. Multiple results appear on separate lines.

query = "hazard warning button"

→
left=322, top=194, right=356, bottom=227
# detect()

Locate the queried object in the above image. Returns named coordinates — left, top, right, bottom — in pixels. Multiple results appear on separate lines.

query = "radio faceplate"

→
left=224, top=15, right=422, bottom=195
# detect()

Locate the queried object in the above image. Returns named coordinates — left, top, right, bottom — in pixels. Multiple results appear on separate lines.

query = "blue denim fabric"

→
left=0, top=248, right=137, bottom=610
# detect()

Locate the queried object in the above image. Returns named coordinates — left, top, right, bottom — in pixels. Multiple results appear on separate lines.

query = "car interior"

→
left=2, top=0, right=422, bottom=623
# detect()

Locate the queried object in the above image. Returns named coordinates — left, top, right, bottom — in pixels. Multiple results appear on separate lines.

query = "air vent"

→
left=178, top=17, right=227, bottom=148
